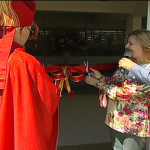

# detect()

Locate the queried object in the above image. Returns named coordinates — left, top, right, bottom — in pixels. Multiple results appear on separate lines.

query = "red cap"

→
left=0, top=1, right=36, bottom=27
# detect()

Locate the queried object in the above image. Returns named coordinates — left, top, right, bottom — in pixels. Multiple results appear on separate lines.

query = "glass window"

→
left=25, top=13, right=125, bottom=57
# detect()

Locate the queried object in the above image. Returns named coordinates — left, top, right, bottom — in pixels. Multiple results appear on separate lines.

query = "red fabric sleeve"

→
left=0, top=51, right=60, bottom=150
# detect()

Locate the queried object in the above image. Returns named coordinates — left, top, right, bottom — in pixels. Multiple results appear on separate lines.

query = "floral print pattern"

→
left=99, top=64, right=150, bottom=137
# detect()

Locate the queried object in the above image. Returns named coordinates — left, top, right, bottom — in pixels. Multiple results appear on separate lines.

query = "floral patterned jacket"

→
left=99, top=64, right=150, bottom=137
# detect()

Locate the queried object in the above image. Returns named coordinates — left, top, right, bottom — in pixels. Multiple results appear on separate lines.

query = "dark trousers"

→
left=109, top=127, right=148, bottom=150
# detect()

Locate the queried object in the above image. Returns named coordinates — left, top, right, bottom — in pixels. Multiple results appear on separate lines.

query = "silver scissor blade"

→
left=84, top=61, right=88, bottom=72
left=86, top=61, right=89, bottom=72
left=86, top=66, right=88, bottom=73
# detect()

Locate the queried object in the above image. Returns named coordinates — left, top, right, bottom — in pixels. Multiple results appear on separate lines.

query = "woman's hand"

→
left=90, top=68, right=105, bottom=82
left=84, top=76, right=105, bottom=89
left=90, top=68, right=102, bottom=79
left=84, top=76, right=98, bottom=86
left=119, top=58, right=137, bottom=70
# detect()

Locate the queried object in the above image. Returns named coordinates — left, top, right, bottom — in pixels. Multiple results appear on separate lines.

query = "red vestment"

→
left=0, top=42, right=60, bottom=150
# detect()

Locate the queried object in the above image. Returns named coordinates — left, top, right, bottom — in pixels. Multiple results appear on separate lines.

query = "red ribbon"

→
left=44, top=62, right=118, bottom=98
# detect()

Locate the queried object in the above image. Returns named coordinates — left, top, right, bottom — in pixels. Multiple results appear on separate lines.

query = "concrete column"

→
left=125, top=15, right=142, bottom=52
left=126, top=15, right=142, bottom=39
left=147, top=1, right=150, bottom=30
left=132, top=17, right=142, bottom=31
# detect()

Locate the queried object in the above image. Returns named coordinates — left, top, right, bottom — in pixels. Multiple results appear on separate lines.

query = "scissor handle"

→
left=84, top=72, right=91, bottom=76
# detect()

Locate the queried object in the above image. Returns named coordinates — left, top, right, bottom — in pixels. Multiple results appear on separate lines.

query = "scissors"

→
left=84, top=60, right=91, bottom=76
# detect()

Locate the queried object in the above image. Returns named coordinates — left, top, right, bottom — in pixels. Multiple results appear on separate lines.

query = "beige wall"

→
left=34, top=1, right=148, bottom=31
left=36, top=1, right=147, bottom=15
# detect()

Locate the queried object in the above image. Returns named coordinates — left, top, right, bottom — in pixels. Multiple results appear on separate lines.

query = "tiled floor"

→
left=58, top=143, right=113, bottom=150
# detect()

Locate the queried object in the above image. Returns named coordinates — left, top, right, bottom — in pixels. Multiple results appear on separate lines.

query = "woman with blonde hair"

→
left=119, top=30, right=150, bottom=86
left=85, top=29, right=150, bottom=150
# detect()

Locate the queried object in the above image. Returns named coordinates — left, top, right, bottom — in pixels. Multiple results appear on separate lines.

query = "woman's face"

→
left=125, top=35, right=144, bottom=59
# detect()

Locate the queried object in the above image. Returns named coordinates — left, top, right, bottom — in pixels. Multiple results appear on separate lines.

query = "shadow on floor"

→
left=58, top=142, right=113, bottom=150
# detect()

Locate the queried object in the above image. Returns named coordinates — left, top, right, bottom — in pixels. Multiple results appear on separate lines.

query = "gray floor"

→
left=58, top=69, right=115, bottom=147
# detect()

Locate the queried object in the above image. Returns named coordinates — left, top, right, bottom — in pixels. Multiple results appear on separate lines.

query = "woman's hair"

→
left=128, top=29, right=150, bottom=61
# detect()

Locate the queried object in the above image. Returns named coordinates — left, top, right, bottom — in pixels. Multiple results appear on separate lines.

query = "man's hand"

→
left=119, top=58, right=137, bottom=70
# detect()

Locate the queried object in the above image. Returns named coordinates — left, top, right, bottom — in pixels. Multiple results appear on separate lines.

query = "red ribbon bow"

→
left=44, top=62, right=118, bottom=98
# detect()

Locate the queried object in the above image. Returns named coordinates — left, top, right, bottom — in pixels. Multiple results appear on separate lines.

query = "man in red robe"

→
left=0, top=1, right=60, bottom=150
